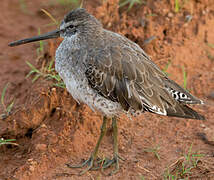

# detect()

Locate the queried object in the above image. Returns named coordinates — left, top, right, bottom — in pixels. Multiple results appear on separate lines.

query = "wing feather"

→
left=85, top=31, right=204, bottom=120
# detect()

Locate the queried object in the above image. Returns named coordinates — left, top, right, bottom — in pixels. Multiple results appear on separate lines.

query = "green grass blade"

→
left=0, top=138, right=18, bottom=146
left=38, top=28, right=44, bottom=54
left=175, top=0, right=180, bottom=13
left=0, top=138, right=16, bottom=142
left=54, top=82, right=66, bottom=89
left=26, top=70, right=36, bottom=78
left=119, top=0, right=142, bottom=10
left=207, top=43, right=214, bottom=49
left=26, top=61, right=40, bottom=74
left=182, top=66, right=187, bottom=89
left=119, top=0, right=129, bottom=8
left=26, top=61, right=37, bottom=70
left=48, top=59, right=54, bottom=72
left=6, top=101, right=14, bottom=114
left=32, top=74, right=41, bottom=83
left=1, top=83, right=9, bottom=109
left=41, top=9, right=58, bottom=26
left=162, top=60, right=171, bottom=76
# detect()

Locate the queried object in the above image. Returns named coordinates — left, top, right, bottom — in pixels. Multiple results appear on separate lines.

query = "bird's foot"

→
left=66, top=156, right=95, bottom=175
left=66, top=154, right=124, bottom=176
left=100, top=154, right=124, bottom=176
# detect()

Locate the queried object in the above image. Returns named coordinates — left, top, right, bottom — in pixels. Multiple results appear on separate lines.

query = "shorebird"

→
left=9, top=8, right=205, bottom=175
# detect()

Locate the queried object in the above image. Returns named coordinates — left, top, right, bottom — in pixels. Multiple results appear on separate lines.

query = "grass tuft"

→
left=119, top=0, right=143, bottom=11
left=175, top=0, right=180, bottom=13
left=26, top=60, right=65, bottom=88
left=164, top=144, right=204, bottom=179
left=206, top=51, right=214, bottom=61
left=36, top=28, right=44, bottom=57
left=25, top=10, right=66, bottom=89
left=0, top=138, right=18, bottom=147
left=207, top=43, right=214, bottom=49
left=146, top=13, right=158, bottom=17
left=0, top=83, right=15, bottom=119
left=162, top=60, right=172, bottom=76
left=143, top=145, right=161, bottom=160
left=181, top=66, right=187, bottom=90
left=140, top=175, right=145, bottom=180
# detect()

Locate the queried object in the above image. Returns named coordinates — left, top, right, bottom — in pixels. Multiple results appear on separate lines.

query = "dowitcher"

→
left=9, top=8, right=204, bottom=175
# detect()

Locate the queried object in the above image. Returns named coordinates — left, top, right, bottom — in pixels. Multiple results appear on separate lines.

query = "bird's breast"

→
left=54, top=37, right=122, bottom=116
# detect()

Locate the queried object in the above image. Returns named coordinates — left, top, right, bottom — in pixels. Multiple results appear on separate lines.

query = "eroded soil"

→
left=0, top=0, right=214, bottom=179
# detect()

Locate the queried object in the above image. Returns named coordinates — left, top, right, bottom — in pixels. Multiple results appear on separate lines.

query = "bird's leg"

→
left=102, top=116, right=123, bottom=175
left=66, top=116, right=108, bottom=175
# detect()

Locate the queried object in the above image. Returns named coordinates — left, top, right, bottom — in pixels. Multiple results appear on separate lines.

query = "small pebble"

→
left=143, top=36, right=156, bottom=46
left=51, top=87, right=56, bottom=92
left=168, top=12, right=174, bottom=18
left=140, top=19, right=147, bottom=27
left=28, top=158, right=33, bottom=162
left=185, top=15, right=193, bottom=22
left=200, top=124, right=206, bottom=128
left=40, top=124, right=47, bottom=128
left=35, top=144, right=47, bottom=151
left=29, top=166, right=35, bottom=172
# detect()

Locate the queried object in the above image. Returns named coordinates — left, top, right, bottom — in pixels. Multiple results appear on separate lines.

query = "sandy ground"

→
left=0, top=0, right=214, bottom=179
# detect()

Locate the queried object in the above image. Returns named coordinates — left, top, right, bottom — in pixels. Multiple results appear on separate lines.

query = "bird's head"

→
left=9, top=8, right=102, bottom=47
left=60, top=8, right=102, bottom=38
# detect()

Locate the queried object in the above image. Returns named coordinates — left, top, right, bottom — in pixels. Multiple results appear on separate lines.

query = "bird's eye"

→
left=68, top=24, right=74, bottom=29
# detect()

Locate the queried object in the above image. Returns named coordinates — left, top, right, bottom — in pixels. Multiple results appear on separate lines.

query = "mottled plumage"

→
left=8, top=8, right=205, bottom=175
left=55, top=8, right=204, bottom=120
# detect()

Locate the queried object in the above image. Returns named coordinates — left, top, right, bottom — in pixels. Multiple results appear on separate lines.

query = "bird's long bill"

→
left=8, top=29, right=60, bottom=47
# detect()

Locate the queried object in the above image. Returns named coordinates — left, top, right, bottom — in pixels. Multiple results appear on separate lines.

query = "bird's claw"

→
left=66, top=157, right=94, bottom=175
left=66, top=154, right=124, bottom=175
left=101, top=154, right=124, bottom=176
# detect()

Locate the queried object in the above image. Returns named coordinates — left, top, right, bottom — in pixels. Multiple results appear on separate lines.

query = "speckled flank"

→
left=55, top=35, right=121, bottom=116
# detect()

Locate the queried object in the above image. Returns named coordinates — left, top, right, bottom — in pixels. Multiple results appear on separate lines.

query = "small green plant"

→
left=206, top=50, right=214, bottom=61
left=181, top=66, right=187, bottom=89
left=174, top=0, right=189, bottom=13
left=175, top=0, right=180, bottom=13
left=36, top=28, right=45, bottom=57
left=143, top=145, right=161, bottom=160
left=140, top=175, right=145, bottom=180
left=207, top=43, right=214, bottom=49
left=164, top=169, right=178, bottom=180
left=26, top=60, right=65, bottom=88
left=162, top=60, right=172, bottom=76
left=119, top=0, right=143, bottom=11
left=1, top=83, right=14, bottom=119
left=180, top=145, right=204, bottom=177
left=164, top=144, right=204, bottom=179
left=57, top=0, right=79, bottom=6
left=25, top=10, right=65, bottom=89
left=0, top=138, right=18, bottom=147
left=146, top=13, right=158, bottom=17
left=184, top=144, right=204, bottom=168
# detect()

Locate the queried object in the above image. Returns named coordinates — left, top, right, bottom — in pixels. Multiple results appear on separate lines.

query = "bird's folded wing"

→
left=85, top=43, right=204, bottom=120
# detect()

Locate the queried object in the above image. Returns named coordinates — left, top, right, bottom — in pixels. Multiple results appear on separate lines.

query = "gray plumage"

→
left=55, top=8, right=204, bottom=120
left=8, top=8, right=205, bottom=175
left=8, top=8, right=204, bottom=120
